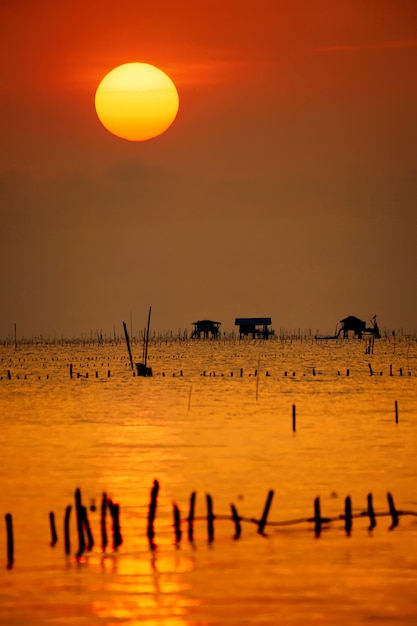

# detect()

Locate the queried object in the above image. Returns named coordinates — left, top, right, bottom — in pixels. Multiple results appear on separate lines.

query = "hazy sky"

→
left=1, top=0, right=416, bottom=338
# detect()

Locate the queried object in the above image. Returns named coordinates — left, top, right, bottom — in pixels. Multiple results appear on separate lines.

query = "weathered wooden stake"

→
left=206, top=494, right=215, bottom=543
left=314, top=497, right=322, bottom=537
left=122, top=321, right=134, bottom=371
left=367, top=493, right=376, bottom=531
left=82, top=506, right=94, bottom=551
left=292, top=404, right=296, bottom=432
left=101, top=492, right=108, bottom=552
left=108, top=500, right=122, bottom=549
left=344, top=496, right=352, bottom=535
left=49, top=511, right=58, bottom=546
left=230, top=504, right=241, bottom=539
left=187, top=492, right=196, bottom=542
left=173, top=503, right=182, bottom=544
left=143, top=306, right=152, bottom=376
left=147, top=479, right=159, bottom=549
left=64, top=505, right=71, bottom=555
left=5, top=513, right=13, bottom=569
left=258, top=490, right=274, bottom=535
left=395, top=400, right=399, bottom=424
left=368, top=363, right=373, bottom=376
left=387, top=492, right=399, bottom=530
left=75, top=488, right=85, bottom=557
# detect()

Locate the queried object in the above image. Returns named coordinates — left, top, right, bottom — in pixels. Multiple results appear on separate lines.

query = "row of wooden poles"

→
left=4, top=489, right=121, bottom=570
left=1, top=364, right=413, bottom=381
left=5, top=481, right=417, bottom=569
left=165, top=485, right=417, bottom=546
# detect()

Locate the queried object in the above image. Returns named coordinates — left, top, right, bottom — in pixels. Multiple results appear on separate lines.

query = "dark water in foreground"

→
left=1, top=337, right=416, bottom=625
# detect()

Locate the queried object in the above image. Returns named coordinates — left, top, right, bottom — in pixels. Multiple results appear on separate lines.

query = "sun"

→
left=95, top=63, right=179, bottom=141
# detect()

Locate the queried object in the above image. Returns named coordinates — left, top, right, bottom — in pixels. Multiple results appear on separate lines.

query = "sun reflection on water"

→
left=89, top=551, right=199, bottom=625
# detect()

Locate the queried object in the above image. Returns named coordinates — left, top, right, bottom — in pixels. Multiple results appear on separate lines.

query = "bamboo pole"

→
left=144, top=306, right=152, bottom=374
left=122, top=322, right=134, bottom=372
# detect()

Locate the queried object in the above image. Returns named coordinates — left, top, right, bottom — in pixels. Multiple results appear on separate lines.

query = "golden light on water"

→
left=2, top=338, right=417, bottom=625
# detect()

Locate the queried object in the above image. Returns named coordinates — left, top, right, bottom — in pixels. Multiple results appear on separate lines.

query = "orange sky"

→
left=1, top=0, right=416, bottom=337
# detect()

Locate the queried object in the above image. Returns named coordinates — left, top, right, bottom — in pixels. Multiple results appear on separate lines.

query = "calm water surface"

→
left=1, top=337, right=416, bottom=625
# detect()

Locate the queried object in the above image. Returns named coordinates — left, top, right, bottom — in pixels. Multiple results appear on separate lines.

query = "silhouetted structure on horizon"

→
left=191, top=320, right=221, bottom=339
left=235, top=317, right=273, bottom=339
left=338, top=315, right=381, bottom=339
left=317, top=315, right=381, bottom=339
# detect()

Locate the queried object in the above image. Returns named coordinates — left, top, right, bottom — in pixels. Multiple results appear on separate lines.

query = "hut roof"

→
left=235, top=317, right=272, bottom=326
left=340, top=315, right=365, bottom=325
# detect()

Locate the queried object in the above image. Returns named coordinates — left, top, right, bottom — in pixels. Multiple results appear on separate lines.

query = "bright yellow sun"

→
left=95, top=63, right=179, bottom=141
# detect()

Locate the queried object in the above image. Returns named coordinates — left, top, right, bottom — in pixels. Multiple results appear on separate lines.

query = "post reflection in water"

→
left=90, top=551, right=198, bottom=625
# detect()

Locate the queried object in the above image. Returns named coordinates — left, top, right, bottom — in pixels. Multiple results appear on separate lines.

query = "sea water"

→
left=0, top=336, right=416, bottom=625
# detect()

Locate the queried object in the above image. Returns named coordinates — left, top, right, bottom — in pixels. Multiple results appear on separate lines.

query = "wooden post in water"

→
left=82, top=506, right=94, bottom=551
left=144, top=306, right=152, bottom=375
left=108, top=500, right=122, bottom=550
left=75, top=488, right=85, bottom=557
left=367, top=493, right=376, bottom=531
left=387, top=492, right=399, bottom=530
left=122, top=322, right=134, bottom=372
left=255, top=356, right=260, bottom=400
left=258, top=490, right=274, bottom=535
left=49, top=512, right=58, bottom=546
left=64, top=505, right=71, bottom=555
left=114, top=504, right=122, bottom=548
left=147, top=479, right=159, bottom=549
left=173, top=503, right=182, bottom=544
left=230, top=504, right=242, bottom=539
left=314, top=497, right=322, bottom=537
left=187, top=492, right=196, bottom=542
left=101, top=492, right=108, bottom=552
left=5, top=513, right=13, bottom=569
left=395, top=400, right=399, bottom=424
left=292, top=405, right=296, bottom=432
left=136, top=307, right=153, bottom=376
left=344, top=496, right=352, bottom=536
left=206, top=494, right=215, bottom=543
